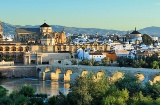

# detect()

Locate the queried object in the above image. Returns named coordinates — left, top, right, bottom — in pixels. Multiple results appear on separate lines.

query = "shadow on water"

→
left=0, top=78, right=70, bottom=97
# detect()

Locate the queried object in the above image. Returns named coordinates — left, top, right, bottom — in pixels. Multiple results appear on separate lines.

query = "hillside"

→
left=2, top=22, right=160, bottom=37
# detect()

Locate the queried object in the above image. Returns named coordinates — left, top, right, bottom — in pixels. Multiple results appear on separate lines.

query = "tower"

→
left=0, top=21, right=3, bottom=40
left=60, top=28, right=66, bottom=43
left=40, top=22, right=52, bottom=35
left=95, top=32, right=98, bottom=37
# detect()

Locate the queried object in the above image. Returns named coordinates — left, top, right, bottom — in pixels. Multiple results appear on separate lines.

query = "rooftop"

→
left=40, top=23, right=51, bottom=27
left=130, top=27, right=141, bottom=34
left=16, top=28, right=40, bottom=34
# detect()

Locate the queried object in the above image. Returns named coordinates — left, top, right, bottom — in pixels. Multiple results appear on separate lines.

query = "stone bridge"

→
left=36, top=65, right=160, bottom=84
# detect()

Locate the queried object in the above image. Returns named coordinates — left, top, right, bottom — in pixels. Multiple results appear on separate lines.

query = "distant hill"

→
left=2, top=22, right=160, bottom=37
left=139, top=26, right=160, bottom=36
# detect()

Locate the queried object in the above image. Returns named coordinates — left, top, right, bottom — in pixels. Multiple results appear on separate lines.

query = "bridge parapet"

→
left=36, top=65, right=160, bottom=84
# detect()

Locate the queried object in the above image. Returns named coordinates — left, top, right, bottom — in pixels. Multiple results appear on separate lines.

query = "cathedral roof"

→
left=40, top=23, right=51, bottom=27
left=130, top=27, right=141, bottom=34
left=16, top=28, right=40, bottom=34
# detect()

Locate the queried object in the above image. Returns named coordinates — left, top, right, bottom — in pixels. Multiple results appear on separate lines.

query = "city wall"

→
left=0, top=66, right=36, bottom=77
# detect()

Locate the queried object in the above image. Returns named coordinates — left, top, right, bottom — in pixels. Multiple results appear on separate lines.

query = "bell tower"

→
left=0, top=21, right=3, bottom=35
left=0, top=21, right=3, bottom=40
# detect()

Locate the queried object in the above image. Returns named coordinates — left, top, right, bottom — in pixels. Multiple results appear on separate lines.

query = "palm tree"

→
left=82, top=46, right=85, bottom=60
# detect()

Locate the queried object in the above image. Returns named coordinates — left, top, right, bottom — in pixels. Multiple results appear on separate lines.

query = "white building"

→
left=76, top=48, right=105, bottom=61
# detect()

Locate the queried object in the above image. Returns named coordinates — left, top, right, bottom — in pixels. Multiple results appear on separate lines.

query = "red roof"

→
left=106, top=53, right=117, bottom=61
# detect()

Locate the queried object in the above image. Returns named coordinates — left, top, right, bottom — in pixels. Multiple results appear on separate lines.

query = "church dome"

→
left=40, top=23, right=50, bottom=27
left=130, top=27, right=141, bottom=34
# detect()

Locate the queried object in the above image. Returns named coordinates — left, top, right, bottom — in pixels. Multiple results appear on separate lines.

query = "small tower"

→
left=59, top=28, right=66, bottom=43
left=0, top=21, right=3, bottom=40
left=40, top=22, right=52, bottom=36
left=95, top=32, right=98, bottom=37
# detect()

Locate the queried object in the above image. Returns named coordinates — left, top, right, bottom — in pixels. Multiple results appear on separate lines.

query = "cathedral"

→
left=15, top=22, right=66, bottom=45
left=0, top=21, right=110, bottom=65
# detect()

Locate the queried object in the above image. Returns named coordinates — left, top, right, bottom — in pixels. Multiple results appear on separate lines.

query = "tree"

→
left=14, top=95, right=29, bottom=105
left=89, top=58, right=95, bottom=66
left=143, top=82, right=160, bottom=99
left=102, top=86, right=129, bottom=105
left=71, top=59, right=77, bottom=65
left=30, top=97, right=44, bottom=105
left=67, top=72, right=109, bottom=105
left=0, top=86, right=8, bottom=97
left=129, top=91, right=153, bottom=105
left=142, top=34, right=153, bottom=45
left=101, top=57, right=110, bottom=66
left=82, top=46, right=85, bottom=60
left=145, top=53, right=159, bottom=68
left=151, top=61, right=159, bottom=69
left=48, top=96, right=56, bottom=105
left=80, top=58, right=89, bottom=65
left=19, top=85, right=34, bottom=97
left=55, top=92, right=68, bottom=105
left=0, top=96, right=12, bottom=105
left=115, top=73, right=142, bottom=96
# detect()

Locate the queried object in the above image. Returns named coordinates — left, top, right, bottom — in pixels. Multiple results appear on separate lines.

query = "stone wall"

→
left=42, top=53, right=71, bottom=62
left=0, top=60, right=14, bottom=66
left=0, top=66, right=36, bottom=77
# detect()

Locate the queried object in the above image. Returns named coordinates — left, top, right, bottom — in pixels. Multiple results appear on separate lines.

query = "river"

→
left=0, top=78, right=70, bottom=97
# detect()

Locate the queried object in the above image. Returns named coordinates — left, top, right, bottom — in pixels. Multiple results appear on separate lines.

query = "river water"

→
left=0, top=78, right=70, bottom=97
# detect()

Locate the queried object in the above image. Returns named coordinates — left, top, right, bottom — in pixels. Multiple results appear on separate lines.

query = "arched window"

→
left=5, top=47, right=9, bottom=51
left=0, top=47, right=3, bottom=51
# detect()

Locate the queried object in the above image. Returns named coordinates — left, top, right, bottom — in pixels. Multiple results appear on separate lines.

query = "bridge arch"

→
left=96, top=71, right=105, bottom=80
left=110, top=71, right=123, bottom=83
left=37, top=68, right=41, bottom=77
left=152, top=74, right=160, bottom=83
left=81, top=70, right=88, bottom=77
left=135, top=73, right=145, bottom=82
left=44, top=67, right=50, bottom=72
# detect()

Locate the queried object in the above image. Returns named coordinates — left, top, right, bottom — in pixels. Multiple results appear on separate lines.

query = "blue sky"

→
left=0, top=0, right=160, bottom=30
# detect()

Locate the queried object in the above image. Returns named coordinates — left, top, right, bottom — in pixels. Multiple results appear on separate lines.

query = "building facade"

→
left=0, top=22, right=111, bottom=64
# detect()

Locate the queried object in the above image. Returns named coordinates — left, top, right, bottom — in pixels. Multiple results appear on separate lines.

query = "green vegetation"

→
left=79, top=57, right=110, bottom=66
left=117, top=53, right=160, bottom=69
left=101, top=57, right=110, bottom=66
left=142, top=34, right=153, bottom=45
left=0, top=85, right=47, bottom=105
left=71, top=59, right=77, bottom=65
left=2, top=73, right=160, bottom=104
left=2, top=57, right=12, bottom=61
left=55, top=73, right=160, bottom=105
left=77, top=51, right=159, bottom=69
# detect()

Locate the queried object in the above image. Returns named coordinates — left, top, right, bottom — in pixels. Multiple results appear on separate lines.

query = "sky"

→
left=0, top=0, right=160, bottom=30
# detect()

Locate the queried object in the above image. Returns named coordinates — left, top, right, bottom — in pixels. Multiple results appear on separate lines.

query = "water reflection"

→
left=0, top=78, right=70, bottom=97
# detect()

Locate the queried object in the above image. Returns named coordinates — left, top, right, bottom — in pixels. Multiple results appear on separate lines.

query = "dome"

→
left=130, top=27, right=141, bottom=34
left=40, top=23, right=50, bottom=27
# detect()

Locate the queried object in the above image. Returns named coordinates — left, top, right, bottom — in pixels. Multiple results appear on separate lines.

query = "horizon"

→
left=2, top=21, right=160, bottom=32
left=1, top=0, right=160, bottom=31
